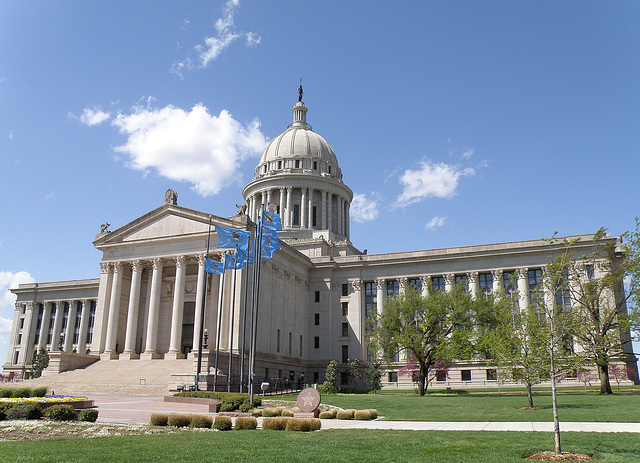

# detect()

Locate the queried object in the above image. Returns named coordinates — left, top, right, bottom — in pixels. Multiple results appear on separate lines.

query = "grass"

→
left=0, top=430, right=638, bottom=462
left=271, top=390, right=640, bottom=422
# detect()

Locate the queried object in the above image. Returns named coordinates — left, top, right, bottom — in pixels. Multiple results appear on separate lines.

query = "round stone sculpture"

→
left=296, top=387, right=321, bottom=413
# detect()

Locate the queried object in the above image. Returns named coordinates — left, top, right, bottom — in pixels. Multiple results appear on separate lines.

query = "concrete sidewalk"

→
left=90, top=395, right=640, bottom=433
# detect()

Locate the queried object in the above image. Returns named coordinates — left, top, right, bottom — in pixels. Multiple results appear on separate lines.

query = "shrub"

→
left=13, top=387, right=31, bottom=398
left=253, top=409, right=263, bottom=417
left=44, top=404, right=77, bottom=421
left=168, top=413, right=191, bottom=428
left=281, top=409, right=294, bottom=417
left=262, top=417, right=290, bottom=430
left=368, top=409, right=378, bottom=419
left=0, top=408, right=7, bottom=421
left=238, top=400, right=253, bottom=413
left=285, top=418, right=312, bottom=432
left=213, top=415, right=232, bottom=431
left=78, top=409, right=99, bottom=422
left=189, top=414, right=213, bottom=429
left=354, top=409, right=372, bottom=420
left=8, top=403, right=43, bottom=420
left=310, top=418, right=322, bottom=431
left=318, top=410, right=334, bottom=419
left=261, top=407, right=282, bottom=417
left=0, top=388, right=14, bottom=398
left=336, top=409, right=355, bottom=420
left=234, top=417, right=258, bottom=430
left=32, top=387, right=48, bottom=398
left=150, top=413, right=169, bottom=426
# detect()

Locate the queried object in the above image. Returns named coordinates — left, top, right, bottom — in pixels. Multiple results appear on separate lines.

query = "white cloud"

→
left=461, top=148, right=474, bottom=159
left=395, top=160, right=475, bottom=207
left=172, top=0, right=260, bottom=75
left=0, top=271, right=35, bottom=352
left=111, top=103, right=267, bottom=196
left=74, top=107, right=111, bottom=126
left=426, top=216, right=446, bottom=230
left=45, top=190, right=55, bottom=201
left=351, top=193, right=379, bottom=223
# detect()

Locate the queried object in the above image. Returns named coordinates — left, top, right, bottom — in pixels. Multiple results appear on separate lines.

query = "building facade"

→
left=4, top=92, right=637, bottom=388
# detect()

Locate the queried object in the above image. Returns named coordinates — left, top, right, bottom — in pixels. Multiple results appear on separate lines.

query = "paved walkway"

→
left=90, top=395, right=640, bottom=433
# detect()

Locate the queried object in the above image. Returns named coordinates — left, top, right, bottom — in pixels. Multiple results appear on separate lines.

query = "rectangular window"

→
left=479, top=273, right=493, bottom=294
left=529, top=269, right=543, bottom=305
left=61, top=302, right=69, bottom=334
left=341, top=345, right=349, bottom=363
left=364, top=282, right=376, bottom=318
left=86, top=301, right=96, bottom=345
left=388, top=372, right=398, bottom=383
left=277, top=160, right=282, bottom=169
left=461, top=370, right=471, bottom=381
left=408, top=278, right=422, bottom=292
left=73, top=302, right=82, bottom=344
left=293, top=204, right=300, bottom=226
left=586, top=264, right=594, bottom=279
left=288, top=332, right=292, bottom=355
left=432, top=276, right=446, bottom=292
left=314, top=372, right=319, bottom=383
left=314, top=336, right=320, bottom=349
left=312, top=206, right=317, bottom=227
left=387, top=280, right=399, bottom=296
left=555, top=270, right=571, bottom=310
left=33, top=304, right=43, bottom=346
left=503, top=271, right=516, bottom=296
left=436, top=370, right=447, bottom=382
left=342, top=322, right=349, bottom=337
left=277, top=329, right=281, bottom=353
left=486, top=369, right=497, bottom=381
left=328, top=165, right=332, bottom=175
left=299, top=335, right=303, bottom=357
left=341, top=302, right=348, bottom=316
left=455, top=275, right=468, bottom=287
left=313, top=161, right=318, bottom=170
left=342, top=283, right=349, bottom=297
left=315, top=291, right=320, bottom=303
left=295, top=159, right=300, bottom=168
left=314, top=313, right=320, bottom=325
left=47, top=306, right=57, bottom=345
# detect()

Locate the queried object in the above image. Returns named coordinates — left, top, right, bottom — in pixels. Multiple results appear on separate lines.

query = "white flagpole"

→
left=227, top=246, right=239, bottom=392
left=213, top=257, right=226, bottom=392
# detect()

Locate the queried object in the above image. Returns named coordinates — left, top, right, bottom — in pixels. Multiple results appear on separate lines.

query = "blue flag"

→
left=237, top=246, right=253, bottom=265
left=261, top=228, right=281, bottom=252
left=216, top=225, right=250, bottom=250
left=261, top=210, right=282, bottom=231
left=205, top=258, right=224, bottom=274
left=260, top=247, right=276, bottom=260
left=224, top=253, right=245, bottom=270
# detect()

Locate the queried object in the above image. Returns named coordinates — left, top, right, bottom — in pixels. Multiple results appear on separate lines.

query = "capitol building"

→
left=4, top=91, right=637, bottom=390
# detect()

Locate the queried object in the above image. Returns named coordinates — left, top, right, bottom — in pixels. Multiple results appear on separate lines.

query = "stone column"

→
left=191, top=254, right=206, bottom=355
left=76, top=299, right=91, bottom=355
left=286, top=187, right=292, bottom=228
left=517, top=268, right=529, bottom=310
left=444, top=274, right=454, bottom=292
left=468, top=272, right=479, bottom=299
left=345, top=201, right=350, bottom=239
left=38, top=301, right=52, bottom=351
left=279, top=187, right=285, bottom=216
left=398, top=277, right=407, bottom=295
left=376, top=278, right=386, bottom=314
left=50, top=301, right=66, bottom=352
left=301, top=187, right=307, bottom=228
left=17, top=302, right=36, bottom=365
left=6, top=304, right=21, bottom=364
left=141, top=258, right=164, bottom=359
left=307, top=188, right=314, bottom=228
left=92, top=262, right=113, bottom=353
left=327, top=193, right=333, bottom=233
left=492, top=270, right=503, bottom=295
left=321, top=190, right=327, bottom=230
left=420, top=276, right=431, bottom=298
left=266, top=189, right=272, bottom=206
left=64, top=301, right=77, bottom=353
left=103, top=262, right=124, bottom=359
left=122, top=260, right=143, bottom=359
left=166, top=255, right=187, bottom=359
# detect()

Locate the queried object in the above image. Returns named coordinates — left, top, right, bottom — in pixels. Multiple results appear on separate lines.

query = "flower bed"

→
left=0, top=396, right=94, bottom=410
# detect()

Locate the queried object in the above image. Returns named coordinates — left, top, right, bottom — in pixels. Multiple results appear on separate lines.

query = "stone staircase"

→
left=12, top=359, right=193, bottom=396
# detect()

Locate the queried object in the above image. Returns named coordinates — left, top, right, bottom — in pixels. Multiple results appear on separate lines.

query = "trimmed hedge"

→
left=12, top=387, right=31, bottom=399
left=168, top=413, right=191, bottom=428
left=78, top=409, right=99, bottom=422
left=336, top=409, right=355, bottom=420
left=44, top=404, right=77, bottom=421
left=354, top=409, right=372, bottom=420
left=32, top=387, right=48, bottom=397
left=189, top=414, right=213, bottom=429
left=213, top=415, right=232, bottom=431
left=262, top=417, right=290, bottom=430
left=319, top=409, right=338, bottom=419
left=281, top=409, right=294, bottom=417
left=7, top=403, right=43, bottom=420
left=150, top=413, right=169, bottom=426
left=284, top=418, right=322, bottom=432
left=234, top=416, right=258, bottom=430
left=368, top=409, right=378, bottom=419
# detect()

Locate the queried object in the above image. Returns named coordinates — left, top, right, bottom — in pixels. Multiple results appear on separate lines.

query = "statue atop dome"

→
left=298, top=82, right=303, bottom=102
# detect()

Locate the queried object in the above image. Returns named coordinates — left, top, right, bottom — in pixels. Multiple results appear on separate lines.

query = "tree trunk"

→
left=526, top=383, right=534, bottom=408
left=599, top=364, right=613, bottom=394
left=419, top=371, right=427, bottom=396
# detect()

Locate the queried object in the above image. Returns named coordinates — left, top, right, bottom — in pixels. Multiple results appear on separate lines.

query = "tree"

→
left=576, top=368, right=597, bottom=392
left=30, top=348, right=49, bottom=379
left=323, top=360, right=339, bottom=394
left=365, top=360, right=383, bottom=394
left=369, top=284, right=499, bottom=396
left=608, top=364, right=637, bottom=392
left=561, top=227, right=640, bottom=395
left=346, top=358, right=362, bottom=391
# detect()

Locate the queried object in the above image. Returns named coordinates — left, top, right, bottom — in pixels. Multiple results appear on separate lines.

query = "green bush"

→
left=261, top=417, right=290, bottom=430
left=44, top=404, right=77, bottom=421
left=0, top=388, right=14, bottom=398
left=261, top=407, right=282, bottom=417
left=0, top=408, right=7, bottom=421
left=336, top=409, right=355, bottom=420
left=285, top=418, right=313, bottom=432
left=354, top=409, right=372, bottom=420
left=7, top=403, right=43, bottom=420
left=238, top=400, right=253, bottom=413
left=31, top=387, right=48, bottom=398
left=281, top=409, right=294, bottom=417
left=189, top=414, right=213, bottom=429
left=78, top=409, right=99, bottom=422
left=319, top=409, right=337, bottom=419
left=316, top=384, right=328, bottom=395
left=150, top=413, right=169, bottom=426
left=168, top=413, right=191, bottom=427
left=310, top=418, right=322, bottom=431
left=12, top=387, right=31, bottom=398
left=234, top=416, right=258, bottom=430
left=212, top=415, right=232, bottom=431
left=368, top=409, right=378, bottom=419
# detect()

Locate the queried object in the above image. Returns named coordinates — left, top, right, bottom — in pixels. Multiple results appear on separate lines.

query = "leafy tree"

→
left=346, top=358, right=362, bottom=391
left=30, top=348, right=49, bottom=379
left=608, top=364, right=637, bottom=392
left=364, top=361, right=383, bottom=394
left=369, top=285, right=499, bottom=396
left=576, top=368, right=597, bottom=392
left=562, top=227, right=640, bottom=395
left=323, top=360, right=339, bottom=394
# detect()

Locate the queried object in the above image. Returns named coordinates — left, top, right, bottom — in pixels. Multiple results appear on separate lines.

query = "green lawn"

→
left=0, top=430, right=638, bottom=462
left=274, top=390, right=640, bottom=422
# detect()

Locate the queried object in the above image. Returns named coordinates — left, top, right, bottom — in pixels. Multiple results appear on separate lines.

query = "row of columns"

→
left=247, top=187, right=350, bottom=237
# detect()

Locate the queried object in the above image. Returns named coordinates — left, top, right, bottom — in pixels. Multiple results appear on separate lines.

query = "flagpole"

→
left=195, top=216, right=212, bottom=390
left=249, top=206, right=265, bottom=403
left=213, top=258, right=225, bottom=392
left=239, top=242, right=252, bottom=393
left=227, top=245, right=239, bottom=392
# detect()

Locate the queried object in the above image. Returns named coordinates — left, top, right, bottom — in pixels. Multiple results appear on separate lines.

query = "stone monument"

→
left=294, top=387, right=321, bottom=418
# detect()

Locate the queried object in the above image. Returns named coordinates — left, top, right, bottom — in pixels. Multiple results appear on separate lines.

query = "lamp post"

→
left=203, top=329, right=209, bottom=349
left=58, top=333, right=65, bottom=352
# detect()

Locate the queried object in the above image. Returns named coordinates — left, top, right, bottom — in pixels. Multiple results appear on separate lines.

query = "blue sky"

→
left=1, top=1, right=639, bottom=356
